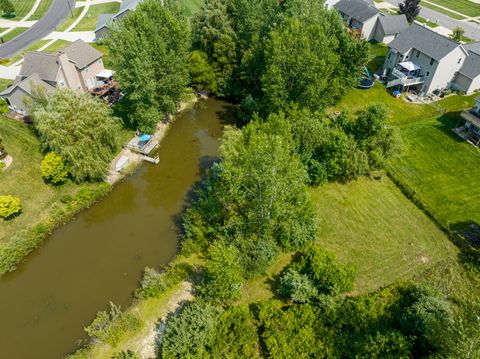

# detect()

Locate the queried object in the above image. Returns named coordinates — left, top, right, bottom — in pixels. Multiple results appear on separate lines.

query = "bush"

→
left=0, top=195, right=21, bottom=219
left=292, top=246, right=355, bottom=295
left=279, top=268, right=318, bottom=303
left=84, top=302, right=142, bottom=347
left=111, top=350, right=139, bottom=359
left=0, top=138, right=7, bottom=159
left=0, top=98, right=8, bottom=114
left=41, top=152, right=68, bottom=184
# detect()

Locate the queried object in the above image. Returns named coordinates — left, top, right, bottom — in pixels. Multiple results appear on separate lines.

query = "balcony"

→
left=460, top=109, right=480, bottom=129
left=387, top=65, right=426, bottom=88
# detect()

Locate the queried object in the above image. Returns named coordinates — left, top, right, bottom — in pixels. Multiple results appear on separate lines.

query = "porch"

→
left=90, top=69, right=121, bottom=104
left=386, top=62, right=425, bottom=89
left=454, top=110, right=480, bottom=146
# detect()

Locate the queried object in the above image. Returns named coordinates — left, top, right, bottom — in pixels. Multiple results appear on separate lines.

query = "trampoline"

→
left=358, top=78, right=374, bottom=89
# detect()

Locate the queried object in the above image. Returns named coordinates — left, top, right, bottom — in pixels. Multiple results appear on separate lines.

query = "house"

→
left=335, top=0, right=379, bottom=40
left=0, top=40, right=113, bottom=114
left=94, top=0, right=142, bottom=40
left=456, top=96, right=480, bottom=146
left=334, top=0, right=408, bottom=44
left=382, top=23, right=480, bottom=96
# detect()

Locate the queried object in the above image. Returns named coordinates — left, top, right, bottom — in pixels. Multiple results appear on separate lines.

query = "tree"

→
left=0, top=137, right=7, bottom=160
left=0, top=0, right=15, bottom=16
left=108, top=0, right=190, bottom=132
left=279, top=268, right=318, bottom=303
left=201, top=241, right=244, bottom=303
left=450, top=26, right=465, bottom=42
left=398, top=0, right=421, bottom=23
left=0, top=98, right=8, bottom=114
left=191, top=0, right=237, bottom=96
left=293, top=246, right=355, bottom=295
left=0, top=195, right=21, bottom=219
left=41, top=152, right=68, bottom=184
left=33, top=89, right=121, bottom=182
left=188, top=50, right=217, bottom=93
left=161, top=300, right=222, bottom=358
left=261, top=8, right=368, bottom=113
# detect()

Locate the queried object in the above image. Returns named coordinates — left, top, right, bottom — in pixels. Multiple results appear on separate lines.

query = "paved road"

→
left=0, top=0, right=76, bottom=58
left=384, top=0, right=480, bottom=41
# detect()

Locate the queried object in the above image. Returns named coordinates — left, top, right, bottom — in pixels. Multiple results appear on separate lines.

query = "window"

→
left=429, top=58, right=434, bottom=66
left=416, top=50, right=420, bottom=58
left=458, top=58, right=462, bottom=64
left=98, top=59, right=102, bottom=64
left=59, top=80, right=65, bottom=87
left=85, top=67, right=89, bottom=73
left=426, top=71, right=430, bottom=76
left=388, top=53, right=391, bottom=59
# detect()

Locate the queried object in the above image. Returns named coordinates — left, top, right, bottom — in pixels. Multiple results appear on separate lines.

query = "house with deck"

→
left=334, top=0, right=408, bottom=43
left=456, top=97, right=480, bottom=146
left=0, top=40, right=115, bottom=114
left=382, top=23, right=480, bottom=96
left=94, top=0, right=142, bottom=40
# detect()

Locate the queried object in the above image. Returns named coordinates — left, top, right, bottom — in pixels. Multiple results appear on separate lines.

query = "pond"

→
left=0, top=98, right=228, bottom=359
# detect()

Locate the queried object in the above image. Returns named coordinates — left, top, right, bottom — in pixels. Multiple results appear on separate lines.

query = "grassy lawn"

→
left=2, top=27, right=28, bottom=43
left=56, top=7, right=82, bottom=32
left=73, top=2, right=120, bottom=32
left=0, top=78, right=12, bottom=91
left=43, top=39, right=71, bottom=53
left=312, top=177, right=457, bottom=294
left=0, top=117, right=94, bottom=245
left=5, top=0, right=35, bottom=20
left=1, top=39, right=50, bottom=65
left=416, top=16, right=439, bottom=28
left=30, top=0, right=53, bottom=20
left=421, top=2, right=467, bottom=20
left=389, top=115, right=480, bottom=229
left=427, top=0, right=480, bottom=17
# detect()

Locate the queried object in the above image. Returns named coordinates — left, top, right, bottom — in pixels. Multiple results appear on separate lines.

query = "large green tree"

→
left=33, top=89, right=121, bottom=182
left=261, top=7, right=368, bottom=113
left=108, top=0, right=190, bottom=132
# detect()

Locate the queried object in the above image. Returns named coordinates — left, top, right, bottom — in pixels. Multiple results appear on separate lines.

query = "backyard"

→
left=0, top=117, right=96, bottom=245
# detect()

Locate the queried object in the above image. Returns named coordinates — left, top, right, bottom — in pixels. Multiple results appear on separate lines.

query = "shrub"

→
left=111, top=350, right=139, bottom=359
left=293, top=246, right=355, bottom=295
left=201, top=241, right=244, bottom=303
left=0, top=98, right=8, bottom=114
left=84, top=302, right=142, bottom=347
left=41, top=152, right=68, bottom=184
left=279, top=268, right=318, bottom=303
left=0, top=138, right=7, bottom=159
left=0, top=195, right=21, bottom=219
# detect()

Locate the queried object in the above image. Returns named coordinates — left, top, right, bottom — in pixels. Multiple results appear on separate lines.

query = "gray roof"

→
left=0, top=73, right=54, bottom=97
left=119, top=0, right=141, bottom=13
left=95, top=13, right=114, bottom=31
left=464, top=42, right=480, bottom=56
left=459, top=51, right=480, bottom=79
left=389, top=23, right=462, bottom=60
left=19, top=51, right=59, bottom=82
left=334, top=0, right=379, bottom=23
left=60, top=39, right=102, bottom=69
left=378, top=14, right=409, bottom=36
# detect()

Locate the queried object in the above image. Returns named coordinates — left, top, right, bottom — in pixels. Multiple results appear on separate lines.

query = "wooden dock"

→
left=143, top=155, right=160, bottom=164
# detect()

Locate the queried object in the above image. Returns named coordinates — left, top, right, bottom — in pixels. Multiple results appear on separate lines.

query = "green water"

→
left=0, top=98, right=228, bottom=359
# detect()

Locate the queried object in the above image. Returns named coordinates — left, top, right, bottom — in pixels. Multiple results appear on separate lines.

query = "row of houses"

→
left=0, top=40, right=116, bottom=114
left=333, top=0, right=480, bottom=96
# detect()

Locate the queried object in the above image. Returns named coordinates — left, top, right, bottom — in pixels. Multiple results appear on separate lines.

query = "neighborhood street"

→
left=384, top=0, right=480, bottom=41
left=0, top=0, right=76, bottom=58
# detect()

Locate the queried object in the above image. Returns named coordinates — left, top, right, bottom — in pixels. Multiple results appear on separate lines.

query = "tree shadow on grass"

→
left=450, top=221, right=480, bottom=276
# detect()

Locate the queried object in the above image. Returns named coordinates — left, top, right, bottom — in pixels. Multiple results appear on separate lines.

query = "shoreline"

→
left=0, top=94, right=202, bottom=276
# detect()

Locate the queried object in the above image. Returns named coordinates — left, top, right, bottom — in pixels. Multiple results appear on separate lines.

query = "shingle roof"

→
left=459, top=51, right=480, bottom=79
left=389, top=23, right=461, bottom=60
left=95, top=13, right=114, bottom=31
left=19, top=51, right=59, bottom=82
left=60, top=39, right=102, bottom=69
left=334, top=0, right=379, bottom=23
left=378, top=14, right=409, bottom=35
left=119, top=0, right=141, bottom=13
left=464, top=42, right=480, bottom=56
left=0, top=73, right=55, bottom=96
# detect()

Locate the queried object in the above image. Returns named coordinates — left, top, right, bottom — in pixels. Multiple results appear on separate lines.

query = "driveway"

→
left=384, top=0, right=480, bottom=41
left=0, top=0, right=76, bottom=58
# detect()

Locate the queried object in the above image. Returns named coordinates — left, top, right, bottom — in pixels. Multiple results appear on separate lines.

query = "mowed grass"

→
left=2, top=27, right=28, bottom=43
left=30, top=0, right=53, bottom=20
left=43, top=39, right=71, bottom=53
left=312, top=177, right=457, bottom=294
left=427, top=0, right=480, bottom=17
left=7, top=0, right=35, bottom=19
left=389, top=115, right=480, bottom=229
left=421, top=2, right=466, bottom=20
left=0, top=118, right=93, bottom=245
left=73, top=2, right=120, bottom=32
